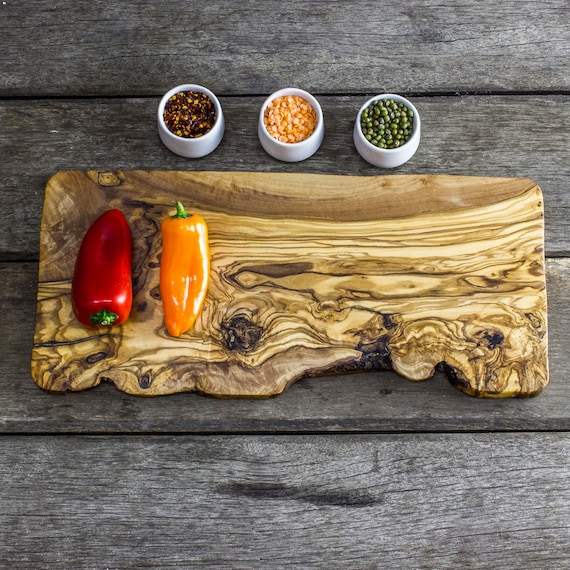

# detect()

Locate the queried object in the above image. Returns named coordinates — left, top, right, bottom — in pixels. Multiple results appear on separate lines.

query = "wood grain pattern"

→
left=2, top=433, right=570, bottom=568
left=2, top=0, right=568, bottom=97
left=31, top=171, right=548, bottom=398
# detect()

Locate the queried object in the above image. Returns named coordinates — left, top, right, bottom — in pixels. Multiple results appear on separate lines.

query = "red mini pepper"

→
left=72, top=209, right=132, bottom=328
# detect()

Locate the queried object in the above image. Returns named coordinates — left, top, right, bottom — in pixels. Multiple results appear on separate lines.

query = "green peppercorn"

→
left=360, top=98, right=415, bottom=149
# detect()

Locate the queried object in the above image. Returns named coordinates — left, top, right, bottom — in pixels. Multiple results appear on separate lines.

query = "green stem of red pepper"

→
left=89, top=309, right=119, bottom=327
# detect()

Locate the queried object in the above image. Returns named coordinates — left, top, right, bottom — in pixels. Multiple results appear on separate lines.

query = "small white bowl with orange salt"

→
left=258, top=88, right=324, bottom=162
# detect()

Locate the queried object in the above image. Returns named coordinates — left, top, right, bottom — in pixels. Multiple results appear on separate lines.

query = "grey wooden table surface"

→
left=1, top=1, right=569, bottom=568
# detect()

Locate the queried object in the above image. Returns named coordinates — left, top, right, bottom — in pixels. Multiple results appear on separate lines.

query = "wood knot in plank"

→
left=97, top=171, right=122, bottom=187
left=85, top=351, right=108, bottom=364
left=357, top=335, right=393, bottom=371
left=221, top=315, right=263, bottom=353
left=482, top=331, right=504, bottom=350
left=138, top=372, right=153, bottom=389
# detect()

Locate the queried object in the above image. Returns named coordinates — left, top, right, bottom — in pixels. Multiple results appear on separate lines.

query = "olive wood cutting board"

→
left=31, top=171, right=548, bottom=398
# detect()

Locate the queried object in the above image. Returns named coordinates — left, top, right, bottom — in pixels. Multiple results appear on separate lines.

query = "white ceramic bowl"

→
left=158, top=84, right=224, bottom=158
left=353, top=94, right=421, bottom=168
left=258, top=88, right=324, bottom=162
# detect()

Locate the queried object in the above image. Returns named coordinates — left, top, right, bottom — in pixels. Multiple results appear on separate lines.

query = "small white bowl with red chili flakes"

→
left=258, top=88, right=324, bottom=162
left=158, top=84, right=224, bottom=158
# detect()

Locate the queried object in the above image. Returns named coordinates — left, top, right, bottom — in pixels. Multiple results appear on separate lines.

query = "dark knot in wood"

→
left=482, top=331, right=504, bottom=350
left=139, top=372, right=153, bottom=389
left=85, top=351, right=107, bottom=364
left=357, top=335, right=392, bottom=371
left=221, top=315, right=263, bottom=353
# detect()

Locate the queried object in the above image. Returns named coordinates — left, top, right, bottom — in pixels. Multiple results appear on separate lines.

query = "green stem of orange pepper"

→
left=160, top=201, right=210, bottom=337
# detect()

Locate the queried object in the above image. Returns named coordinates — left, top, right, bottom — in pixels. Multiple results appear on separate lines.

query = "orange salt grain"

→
left=263, top=95, right=317, bottom=143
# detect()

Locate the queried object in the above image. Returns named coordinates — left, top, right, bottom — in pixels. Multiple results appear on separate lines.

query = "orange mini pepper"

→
left=160, top=201, right=210, bottom=337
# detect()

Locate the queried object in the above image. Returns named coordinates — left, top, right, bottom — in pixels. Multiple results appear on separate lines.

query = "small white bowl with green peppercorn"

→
left=158, top=83, right=224, bottom=158
left=354, top=94, right=420, bottom=168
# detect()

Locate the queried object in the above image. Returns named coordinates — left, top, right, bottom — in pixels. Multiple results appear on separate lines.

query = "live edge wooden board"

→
left=31, top=171, right=548, bottom=398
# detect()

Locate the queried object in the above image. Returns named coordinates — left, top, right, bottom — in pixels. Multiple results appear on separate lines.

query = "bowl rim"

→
left=158, top=83, right=223, bottom=143
left=258, top=87, right=323, bottom=148
left=355, top=93, right=420, bottom=154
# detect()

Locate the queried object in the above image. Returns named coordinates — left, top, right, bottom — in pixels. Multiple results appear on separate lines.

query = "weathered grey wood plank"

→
left=1, top=95, right=569, bottom=260
left=1, top=433, right=569, bottom=568
left=1, top=0, right=568, bottom=97
left=2, top=258, right=569, bottom=433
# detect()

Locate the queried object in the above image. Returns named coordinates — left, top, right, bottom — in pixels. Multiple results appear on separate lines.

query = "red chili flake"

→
left=163, top=90, right=216, bottom=138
